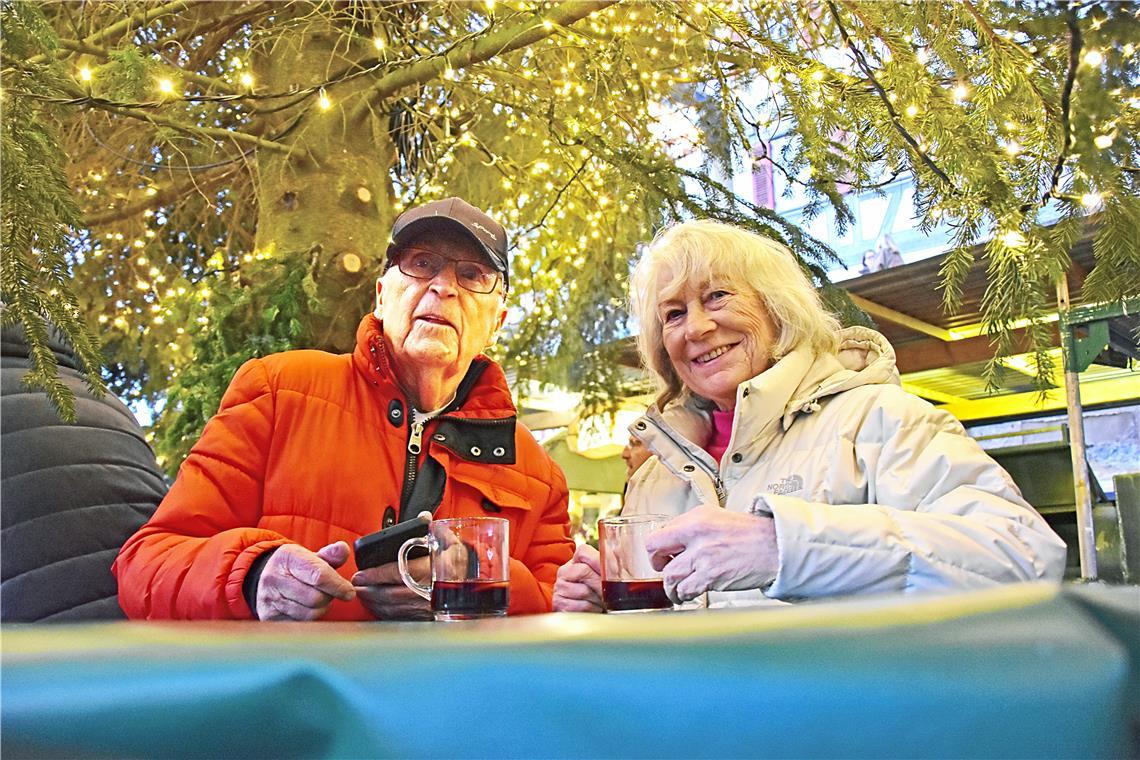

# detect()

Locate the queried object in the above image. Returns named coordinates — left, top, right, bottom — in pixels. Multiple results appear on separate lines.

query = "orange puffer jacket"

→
left=114, top=314, right=573, bottom=619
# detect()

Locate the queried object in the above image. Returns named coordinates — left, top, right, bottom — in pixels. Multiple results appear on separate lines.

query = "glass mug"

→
left=599, top=514, right=673, bottom=613
left=398, top=517, right=510, bottom=621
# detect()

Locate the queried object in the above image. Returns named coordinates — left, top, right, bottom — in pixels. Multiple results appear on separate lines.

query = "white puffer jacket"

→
left=624, top=327, right=1067, bottom=607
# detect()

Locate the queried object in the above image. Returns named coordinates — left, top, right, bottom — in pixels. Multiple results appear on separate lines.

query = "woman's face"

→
left=656, top=272, right=779, bottom=411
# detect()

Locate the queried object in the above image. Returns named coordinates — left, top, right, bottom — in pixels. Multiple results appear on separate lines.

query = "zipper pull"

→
left=408, top=420, right=425, bottom=455
left=714, top=476, right=727, bottom=506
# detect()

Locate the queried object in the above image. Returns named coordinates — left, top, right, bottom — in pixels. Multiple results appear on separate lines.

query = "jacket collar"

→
left=635, top=327, right=901, bottom=455
left=350, top=313, right=517, bottom=419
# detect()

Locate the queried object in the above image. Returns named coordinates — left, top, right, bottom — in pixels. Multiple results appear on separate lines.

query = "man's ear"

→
left=373, top=277, right=384, bottom=317
left=486, top=305, right=507, bottom=349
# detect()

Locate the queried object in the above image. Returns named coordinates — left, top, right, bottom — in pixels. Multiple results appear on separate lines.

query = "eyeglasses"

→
left=393, top=248, right=502, bottom=294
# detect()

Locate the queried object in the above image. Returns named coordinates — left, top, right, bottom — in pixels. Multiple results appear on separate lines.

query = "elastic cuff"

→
left=242, top=548, right=279, bottom=619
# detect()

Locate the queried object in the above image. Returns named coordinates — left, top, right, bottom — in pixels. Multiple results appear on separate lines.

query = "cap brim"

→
left=388, top=217, right=508, bottom=279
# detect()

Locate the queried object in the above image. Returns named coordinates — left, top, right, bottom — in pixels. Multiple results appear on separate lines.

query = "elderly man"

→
left=115, top=198, right=574, bottom=620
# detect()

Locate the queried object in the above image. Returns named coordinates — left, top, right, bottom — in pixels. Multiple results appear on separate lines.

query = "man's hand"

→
left=352, top=557, right=433, bottom=620
left=645, top=505, right=778, bottom=604
left=552, top=543, right=603, bottom=612
left=256, top=542, right=356, bottom=621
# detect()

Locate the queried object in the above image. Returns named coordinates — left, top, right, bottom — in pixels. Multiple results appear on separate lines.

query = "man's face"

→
left=377, top=230, right=507, bottom=377
left=621, top=435, right=651, bottom=479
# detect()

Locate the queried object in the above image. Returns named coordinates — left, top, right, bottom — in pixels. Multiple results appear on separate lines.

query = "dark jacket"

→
left=1, top=324, right=167, bottom=621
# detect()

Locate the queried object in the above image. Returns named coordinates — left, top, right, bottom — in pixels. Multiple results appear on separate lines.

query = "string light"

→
left=317, top=89, right=332, bottom=110
left=953, top=84, right=969, bottom=101
left=157, top=78, right=175, bottom=95
left=78, top=66, right=92, bottom=82
left=373, top=37, right=385, bottom=50
left=1082, top=49, right=1104, bottom=67
left=239, top=73, right=254, bottom=88
left=1081, top=192, right=1103, bottom=209
left=1093, top=133, right=1114, bottom=149
left=1001, top=230, right=1027, bottom=248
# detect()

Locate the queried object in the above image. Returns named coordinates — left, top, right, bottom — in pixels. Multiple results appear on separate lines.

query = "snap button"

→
left=433, top=434, right=446, bottom=442
left=493, top=446, right=506, bottom=457
left=387, top=399, right=404, bottom=427
left=682, top=464, right=695, bottom=473
left=635, top=421, right=647, bottom=430
left=382, top=506, right=396, bottom=528
left=470, top=446, right=482, bottom=457
left=731, top=453, right=743, bottom=464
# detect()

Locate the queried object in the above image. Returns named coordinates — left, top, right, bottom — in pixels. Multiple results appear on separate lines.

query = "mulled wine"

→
left=431, top=580, right=509, bottom=619
left=602, top=579, right=671, bottom=612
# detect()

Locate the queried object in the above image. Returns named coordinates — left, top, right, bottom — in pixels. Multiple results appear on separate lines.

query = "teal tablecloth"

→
left=2, top=583, right=1138, bottom=758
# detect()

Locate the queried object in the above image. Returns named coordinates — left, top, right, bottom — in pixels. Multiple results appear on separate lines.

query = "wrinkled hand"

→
left=352, top=557, right=432, bottom=620
left=256, top=542, right=356, bottom=621
left=645, top=505, right=778, bottom=604
left=552, top=544, right=603, bottom=612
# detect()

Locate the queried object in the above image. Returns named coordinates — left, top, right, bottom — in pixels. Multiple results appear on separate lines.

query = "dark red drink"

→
left=602, top=579, right=671, bottom=612
left=431, top=580, right=509, bottom=619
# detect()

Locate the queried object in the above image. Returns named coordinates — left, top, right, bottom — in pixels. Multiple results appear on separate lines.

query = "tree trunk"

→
left=252, top=14, right=395, bottom=353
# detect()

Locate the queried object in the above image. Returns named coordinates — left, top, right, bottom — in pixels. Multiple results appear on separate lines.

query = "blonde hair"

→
left=631, top=219, right=841, bottom=408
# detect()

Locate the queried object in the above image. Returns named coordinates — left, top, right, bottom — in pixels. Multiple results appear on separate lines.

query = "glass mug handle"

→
left=398, top=537, right=432, bottom=600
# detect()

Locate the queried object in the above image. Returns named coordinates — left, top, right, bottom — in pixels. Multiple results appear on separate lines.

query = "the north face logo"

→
left=767, top=474, right=803, bottom=495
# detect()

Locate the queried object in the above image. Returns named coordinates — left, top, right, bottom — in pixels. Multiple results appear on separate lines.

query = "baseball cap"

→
left=386, top=197, right=510, bottom=290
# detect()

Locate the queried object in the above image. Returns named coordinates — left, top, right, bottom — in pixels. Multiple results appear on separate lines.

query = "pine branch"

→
left=349, top=0, right=620, bottom=123
left=824, top=0, right=956, bottom=191
left=54, top=37, right=241, bottom=96
left=94, top=103, right=297, bottom=156
left=27, top=0, right=199, bottom=65
left=83, top=164, right=243, bottom=226
left=1043, top=3, right=1081, bottom=208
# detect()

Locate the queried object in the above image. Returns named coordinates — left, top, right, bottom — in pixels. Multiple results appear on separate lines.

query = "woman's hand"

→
left=352, top=556, right=433, bottom=621
left=552, top=544, right=604, bottom=612
left=256, top=541, right=356, bottom=621
left=645, top=505, right=778, bottom=603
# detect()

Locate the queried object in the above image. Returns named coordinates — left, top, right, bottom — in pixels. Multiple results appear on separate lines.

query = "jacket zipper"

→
left=642, top=416, right=727, bottom=505
left=399, top=414, right=515, bottom=514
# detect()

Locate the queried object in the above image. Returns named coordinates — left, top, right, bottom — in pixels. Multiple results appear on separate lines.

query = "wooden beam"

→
left=901, top=382, right=969, bottom=405
left=934, top=375, right=1140, bottom=422
left=847, top=293, right=955, bottom=341
left=894, top=325, right=1061, bottom=374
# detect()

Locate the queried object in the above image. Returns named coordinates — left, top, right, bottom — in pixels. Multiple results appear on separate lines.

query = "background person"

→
left=115, top=198, right=574, bottom=620
left=553, top=220, right=1065, bottom=612
left=1, top=320, right=166, bottom=621
left=621, top=434, right=651, bottom=480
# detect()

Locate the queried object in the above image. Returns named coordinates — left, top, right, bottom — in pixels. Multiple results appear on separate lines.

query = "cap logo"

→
left=469, top=221, right=496, bottom=241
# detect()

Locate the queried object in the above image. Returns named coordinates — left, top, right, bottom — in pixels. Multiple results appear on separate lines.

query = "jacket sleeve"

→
left=507, top=465, right=574, bottom=614
left=113, top=359, right=293, bottom=619
left=763, top=392, right=1067, bottom=599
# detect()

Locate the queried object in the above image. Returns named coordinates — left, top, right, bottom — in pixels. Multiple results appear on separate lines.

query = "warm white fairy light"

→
left=239, top=73, right=254, bottom=88
left=373, top=37, right=385, bottom=50
left=953, top=84, right=969, bottom=101
left=1001, top=230, right=1027, bottom=248
left=157, top=78, right=175, bottom=95
left=905, top=104, right=918, bottom=117
left=78, top=66, right=92, bottom=82
left=317, top=89, right=331, bottom=110
left=1083, top=49, right=1104, bottom=67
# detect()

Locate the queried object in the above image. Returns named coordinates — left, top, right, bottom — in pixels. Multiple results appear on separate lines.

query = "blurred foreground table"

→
left=2, top=582, right=1138, bottom=758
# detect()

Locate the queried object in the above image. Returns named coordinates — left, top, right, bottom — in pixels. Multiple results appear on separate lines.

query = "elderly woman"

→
left=553, top=220, right=1066, bottom=611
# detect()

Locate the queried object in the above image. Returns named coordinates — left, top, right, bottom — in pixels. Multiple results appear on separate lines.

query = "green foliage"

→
left=0, top=2, right=106, bottom=421
left=2, top=0, right=1137, bottom=468
left=151, top=256, right=318, bottom=473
